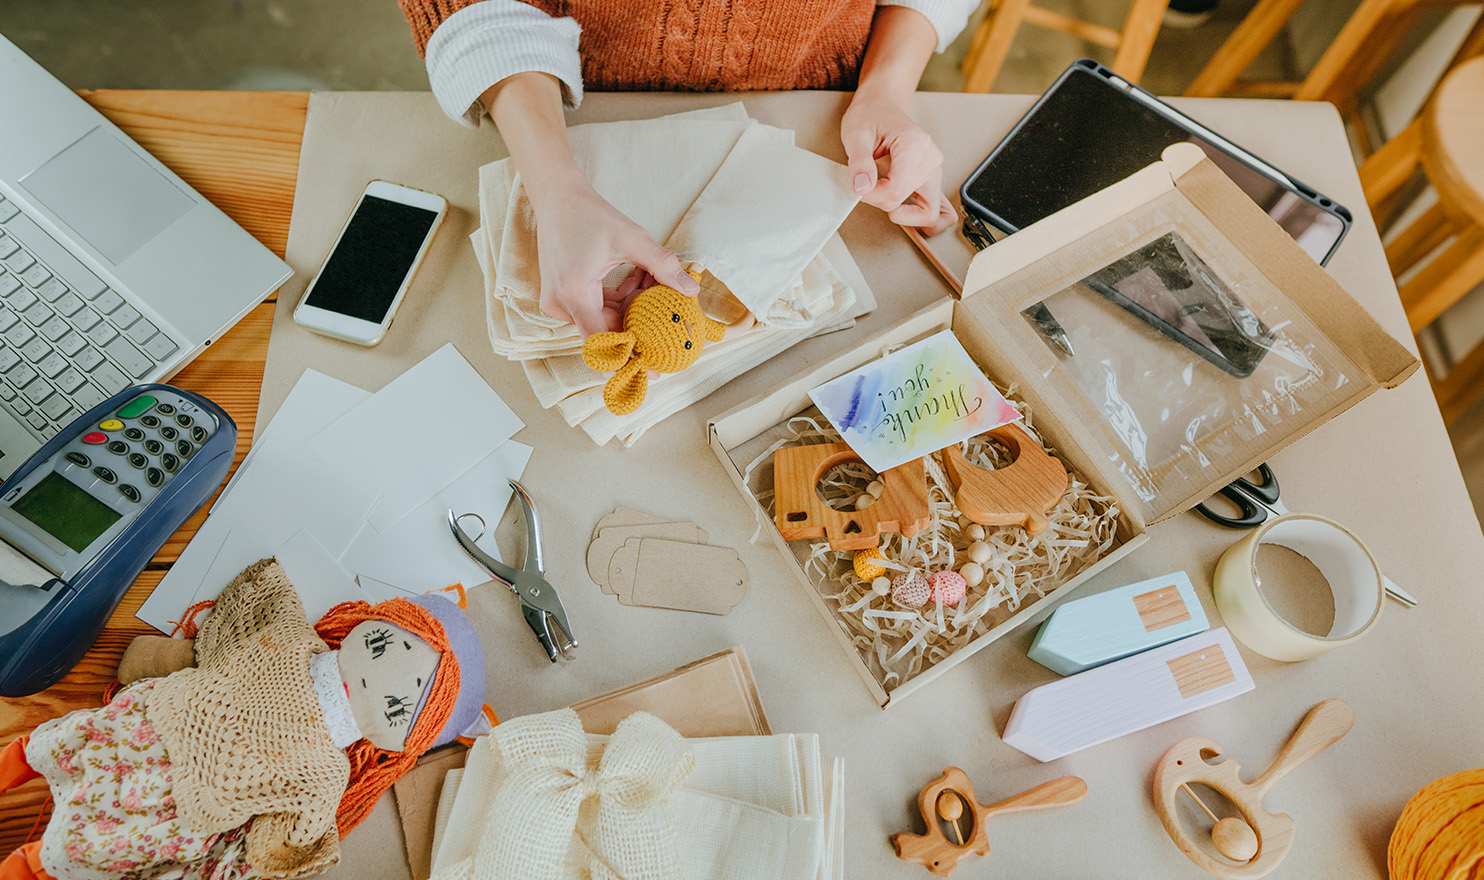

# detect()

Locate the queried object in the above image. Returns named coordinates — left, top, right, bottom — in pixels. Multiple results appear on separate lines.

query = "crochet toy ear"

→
left=583, top=331, right=637, bottom=373
left=602, top=357, right=649, bottom=416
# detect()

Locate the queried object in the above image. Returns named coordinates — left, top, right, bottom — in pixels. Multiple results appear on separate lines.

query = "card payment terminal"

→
left=0, top=385, right=234, bottom=696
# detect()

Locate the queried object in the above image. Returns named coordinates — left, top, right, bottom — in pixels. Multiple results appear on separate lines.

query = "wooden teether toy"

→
left=1152, top=698, right=1355, bottom=879
left=583, top=270, right=727, bottom=415
left=892, top=767, right=1088, bottom=877
left=772, top=442, right=930, bottom=551
left=941, top=423, right=1068, bottom=535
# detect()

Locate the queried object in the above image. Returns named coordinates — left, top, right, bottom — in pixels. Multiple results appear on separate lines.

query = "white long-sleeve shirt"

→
left=426, top=0, right=980, bottom=127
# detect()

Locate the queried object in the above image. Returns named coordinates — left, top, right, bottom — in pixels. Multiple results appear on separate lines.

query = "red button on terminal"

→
left=83, top=432, right=106, bottom=445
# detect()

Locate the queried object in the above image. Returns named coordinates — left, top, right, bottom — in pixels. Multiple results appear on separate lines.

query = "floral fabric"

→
left=25, top=680, right=251, bottom=880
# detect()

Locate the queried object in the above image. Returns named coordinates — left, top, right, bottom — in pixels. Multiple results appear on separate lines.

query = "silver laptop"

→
left=0, top=34, right=292, bottom=478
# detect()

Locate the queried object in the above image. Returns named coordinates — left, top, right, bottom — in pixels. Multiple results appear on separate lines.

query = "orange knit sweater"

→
left=399, top=0, right=878, bottom=92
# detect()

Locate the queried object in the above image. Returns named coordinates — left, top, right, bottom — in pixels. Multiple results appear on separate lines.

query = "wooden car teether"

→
left=941, top=423, right=1068, bottom=535
left=1152, top=698, right=1355, bottom=879
left=891, top=767, right=1087, bottom=877
left=772, top=442, right=930, bottom=551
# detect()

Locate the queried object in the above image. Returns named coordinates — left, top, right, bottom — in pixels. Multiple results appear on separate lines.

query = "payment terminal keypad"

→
left=64, top=390, right=217, bottom=507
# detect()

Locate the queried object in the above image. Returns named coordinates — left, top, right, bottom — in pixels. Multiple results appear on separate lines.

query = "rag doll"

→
left=0, top=559, right=486, bottom=880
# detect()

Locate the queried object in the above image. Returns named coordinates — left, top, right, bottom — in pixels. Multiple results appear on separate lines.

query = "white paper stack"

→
left=431, top=731, right=844, bottom=880
left=137, top=344, right=533, bottom=632
left=472, top=103, right=876, bottom=447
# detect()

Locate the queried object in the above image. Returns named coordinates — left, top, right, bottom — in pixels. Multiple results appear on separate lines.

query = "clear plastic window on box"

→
left=1021, top=230, right=1362, bottom=503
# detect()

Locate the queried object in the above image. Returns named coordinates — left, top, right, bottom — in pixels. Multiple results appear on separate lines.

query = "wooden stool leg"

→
left=1399, top=224, right=1484, bottom=332
left=1185, top=0, right=1307, bottom=96
left=1385, top=203, right=1455, bottom=277
left=1294, top=0, right=1418, bottom=107
left=1435, top=333, right=1484, bottom=424
left=961, top=0, right=1033, bottom=93
left=1359, top=117, right=1423, bottom=208
left=1109, top=0, right=1173, bottom=84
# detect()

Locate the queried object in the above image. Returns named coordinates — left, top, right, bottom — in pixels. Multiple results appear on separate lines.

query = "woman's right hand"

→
left=528, top=173, right=699, bottom=337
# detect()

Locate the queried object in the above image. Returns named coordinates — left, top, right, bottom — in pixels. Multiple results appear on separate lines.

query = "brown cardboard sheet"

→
left=276, top=93, right=1483, bottom=880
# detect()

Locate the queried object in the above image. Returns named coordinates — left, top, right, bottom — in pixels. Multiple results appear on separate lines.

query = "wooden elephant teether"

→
left=1152, top=699, right=1355, bottom=879
left=773, top=442, right=930, bottom=551
left=941, top=423, right=1068, bottom=535
left=891, top=767, right=1088, bottom=877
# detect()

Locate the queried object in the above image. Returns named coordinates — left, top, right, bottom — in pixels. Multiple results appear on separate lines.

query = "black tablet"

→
left=960, top=58, right=1352, bottom=267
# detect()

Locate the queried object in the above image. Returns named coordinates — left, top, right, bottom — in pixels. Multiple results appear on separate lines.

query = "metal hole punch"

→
left=449, top=480, right=576, bottom=662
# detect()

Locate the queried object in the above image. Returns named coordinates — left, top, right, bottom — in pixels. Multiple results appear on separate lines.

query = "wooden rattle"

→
left=891, top=766, right=1088, bottom=877
left=941, top=423, right=1068, bottom=535
left=1152, top=698, right=1355, bottom=879
left=773, top=442, right=930, bottom=551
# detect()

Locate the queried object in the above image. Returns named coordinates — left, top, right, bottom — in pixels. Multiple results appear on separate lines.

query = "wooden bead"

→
left=958, top=514, right=973, bottom=531
left=1212, top=817, right=1258, bottom=862
left=935, top=791, right=964, bottom=821
left=968, top=542, right=991, bottom=564
left=866, top=480, right=885, bottom=498
left=854, top=494, right=873, bottom=510
left=872, top=577, right=891, bottom=596
left=966, top=524, right=986, bottom=542
left=959, top=562, right=985, bottom=587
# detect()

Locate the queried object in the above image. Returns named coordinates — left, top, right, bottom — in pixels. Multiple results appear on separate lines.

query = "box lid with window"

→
left=956, top=142, right=1417, bottom=531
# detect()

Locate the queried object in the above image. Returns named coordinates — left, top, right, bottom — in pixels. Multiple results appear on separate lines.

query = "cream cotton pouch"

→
left=471, top=104, right=873, bottom=445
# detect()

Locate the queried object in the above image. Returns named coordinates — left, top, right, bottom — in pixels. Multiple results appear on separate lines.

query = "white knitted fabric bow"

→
left=436, top=708, right=695, bottom=880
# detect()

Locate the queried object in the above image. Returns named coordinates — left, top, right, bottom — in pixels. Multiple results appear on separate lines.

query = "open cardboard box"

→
left=708, top=144, right=1417, bottom=708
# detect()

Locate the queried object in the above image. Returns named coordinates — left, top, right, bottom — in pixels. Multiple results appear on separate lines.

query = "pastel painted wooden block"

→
left=1027, top=571, right=1207, bottom=675
left=1002, top=628, right=1253, bottom=762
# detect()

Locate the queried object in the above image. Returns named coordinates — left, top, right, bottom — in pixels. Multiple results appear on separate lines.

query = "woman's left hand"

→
left=841, top=90, right=956, bottom=236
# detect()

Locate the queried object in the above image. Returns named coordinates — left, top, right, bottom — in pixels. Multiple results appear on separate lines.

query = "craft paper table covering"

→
left=255, top=92, right=1481, bottom=880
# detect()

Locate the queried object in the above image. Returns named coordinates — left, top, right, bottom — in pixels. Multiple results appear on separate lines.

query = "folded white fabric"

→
left=430, top=709, right=843, bottom=880
left=473, top=103, right=872, bottom=445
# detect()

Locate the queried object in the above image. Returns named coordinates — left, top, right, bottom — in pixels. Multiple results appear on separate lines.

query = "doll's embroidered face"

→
left=337, top=620, right=441, bottom=751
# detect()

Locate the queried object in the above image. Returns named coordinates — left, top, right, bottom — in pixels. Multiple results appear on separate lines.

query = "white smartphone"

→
left=293, top=179, right=447, bottom=345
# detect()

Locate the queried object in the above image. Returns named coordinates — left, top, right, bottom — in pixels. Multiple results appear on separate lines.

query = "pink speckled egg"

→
left=890, top=571, right=931, bottom=608
left=929, top=570, right=967, bottom=606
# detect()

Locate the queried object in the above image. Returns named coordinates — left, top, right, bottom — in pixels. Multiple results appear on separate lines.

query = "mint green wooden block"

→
left=1027, top=571, right=1207, bottom=675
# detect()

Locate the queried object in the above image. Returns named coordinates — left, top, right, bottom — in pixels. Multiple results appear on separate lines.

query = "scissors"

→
left=1195, top=463, right=1417, bottom=607
left=449, top=480, right=577, bottom=662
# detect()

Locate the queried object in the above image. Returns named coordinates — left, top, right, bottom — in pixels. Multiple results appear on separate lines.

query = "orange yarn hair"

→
left=313, top=598, right=461, bottom=837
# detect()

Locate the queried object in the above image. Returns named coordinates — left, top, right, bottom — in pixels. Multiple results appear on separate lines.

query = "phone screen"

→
left=962, top=67, right=1347, bottom=265
left=302, top=194, right=440, bottom=322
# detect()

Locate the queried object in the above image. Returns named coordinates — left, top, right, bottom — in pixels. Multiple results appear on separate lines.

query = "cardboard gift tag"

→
left=586, top=520, right=708, bottom=591
left=607, top=540, right=642, bottom=601
left=591, top=506, right=672, bottom=541
left=624, top=537, right=749, bottom=615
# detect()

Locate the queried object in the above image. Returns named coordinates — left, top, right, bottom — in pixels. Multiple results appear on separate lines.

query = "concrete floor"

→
left=8, top=1, right=1479, bottom=520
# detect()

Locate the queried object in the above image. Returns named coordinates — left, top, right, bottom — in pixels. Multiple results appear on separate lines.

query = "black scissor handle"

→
left=1195, top=483, right=1268, bottom=528
left=1233, top=463, right=1280, bottom=506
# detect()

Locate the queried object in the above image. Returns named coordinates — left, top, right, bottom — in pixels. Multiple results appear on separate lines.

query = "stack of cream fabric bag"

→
left=427, top=708, right=845, bottom=880
left=471, top=104, right=874, bottom=446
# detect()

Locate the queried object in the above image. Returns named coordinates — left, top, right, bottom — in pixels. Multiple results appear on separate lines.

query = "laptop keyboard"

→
left=0, top=195, right=178, bottom=439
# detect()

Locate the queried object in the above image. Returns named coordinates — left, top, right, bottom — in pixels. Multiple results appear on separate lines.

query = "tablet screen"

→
left=962, top=67, right=1346, bottom=265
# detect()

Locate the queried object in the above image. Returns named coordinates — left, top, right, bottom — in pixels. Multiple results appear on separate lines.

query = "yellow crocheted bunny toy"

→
left=583, top=270, right=728, bottom=415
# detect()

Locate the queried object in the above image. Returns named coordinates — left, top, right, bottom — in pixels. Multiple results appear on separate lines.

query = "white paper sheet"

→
left=307, top=344, right=525, bottom=531
left=139, top=439, right=380, bottom=632
left=339, top=440, right=534, bottom=593
left=272, top=529, right=368, bottom=619
left=214, top=369, right=370, bottom=511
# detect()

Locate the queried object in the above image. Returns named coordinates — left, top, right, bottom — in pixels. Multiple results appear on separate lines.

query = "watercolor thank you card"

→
left=808, top=330, right=1020, bottom=473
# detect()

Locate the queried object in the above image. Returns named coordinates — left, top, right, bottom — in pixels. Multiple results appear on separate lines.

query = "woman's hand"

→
left=841, top=93, right=955, bottom=234
left=483, top=71, right=698, bottom=337
left=844, top=5, right=956, bottom=236
left=528, top=174, right=697, bottom=336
